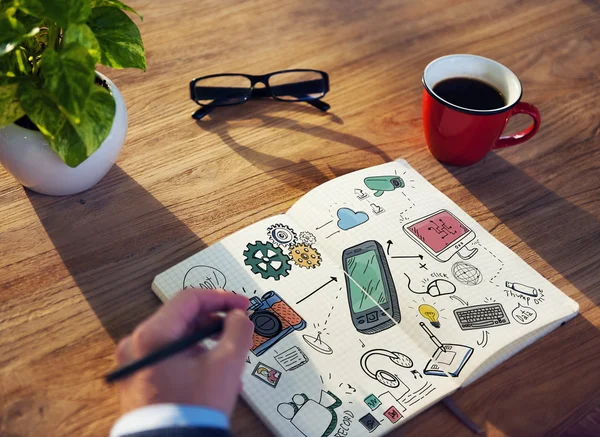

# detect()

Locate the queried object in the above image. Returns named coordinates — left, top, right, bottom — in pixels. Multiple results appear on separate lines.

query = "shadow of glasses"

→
left=195, top=100, right=393, bottom=192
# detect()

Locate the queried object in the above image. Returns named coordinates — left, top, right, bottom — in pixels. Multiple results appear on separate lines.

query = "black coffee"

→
left=433, top=77, right=505, bottom=110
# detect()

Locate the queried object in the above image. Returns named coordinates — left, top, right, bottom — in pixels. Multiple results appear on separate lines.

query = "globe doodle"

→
left=451, top=261, right=483, bottom=286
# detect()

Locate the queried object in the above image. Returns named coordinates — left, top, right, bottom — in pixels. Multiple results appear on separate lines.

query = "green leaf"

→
left=0, top=82, right=25, bottom=125
left=70, top=84, right=115, bottom=156
left=88, top=7, right=146, bottom=71
left=41, top=44, right=95, bottom=123
left=18, top=80, right=66, bottom=138
left=19, top=0, right=91, bottom=27
left=19, top=81, right=116, bottom=167
left=0, top=46, right=31, bottom=76
left=0, top=11, right=40, bottom=56
left=63, top=23, right=100, bottom=63
left=90, top=0, right=142, bottom=20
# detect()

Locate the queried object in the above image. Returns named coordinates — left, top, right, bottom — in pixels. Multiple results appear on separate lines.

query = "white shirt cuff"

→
left=110, top=404, right=229, bottom=437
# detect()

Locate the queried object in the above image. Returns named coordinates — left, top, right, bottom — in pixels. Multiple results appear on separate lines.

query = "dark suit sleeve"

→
left=120, top=427, right=232, bottom=437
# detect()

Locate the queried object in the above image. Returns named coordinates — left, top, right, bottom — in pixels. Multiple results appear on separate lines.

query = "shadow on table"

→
left=446, top=152, right=600, bottom=305
left=196, top=100, right=392, bottom=190
left=26, top=165, right=207, bottom=342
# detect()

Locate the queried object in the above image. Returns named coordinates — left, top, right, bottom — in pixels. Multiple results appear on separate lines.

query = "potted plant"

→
left=0, top=0, right=145, bottom=195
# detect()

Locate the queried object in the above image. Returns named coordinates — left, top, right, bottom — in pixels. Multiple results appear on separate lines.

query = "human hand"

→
left=114, top=289, right=253, bottom=416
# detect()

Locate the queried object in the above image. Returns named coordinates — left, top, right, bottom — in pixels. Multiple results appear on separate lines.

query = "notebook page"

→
left=153, top=215, right=444, bottom=436
left=287, top=159, right=579, bottom=390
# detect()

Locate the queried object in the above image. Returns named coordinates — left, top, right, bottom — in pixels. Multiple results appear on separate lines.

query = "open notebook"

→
left=153, top=160, right=578, bottom=436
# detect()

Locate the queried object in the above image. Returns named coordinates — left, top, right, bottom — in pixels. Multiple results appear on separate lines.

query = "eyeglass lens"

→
left=268, top=71, right=326, bottom=101
left=194, top=75, right=252, bottom=106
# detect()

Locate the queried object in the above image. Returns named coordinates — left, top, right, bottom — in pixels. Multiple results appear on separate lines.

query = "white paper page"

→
left=153, top=214, right=449, bottom=436
left=287, top=159, right=579, bottom=389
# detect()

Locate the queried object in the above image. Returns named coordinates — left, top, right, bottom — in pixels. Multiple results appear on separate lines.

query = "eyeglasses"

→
left=189, top=69, right=330, bottom=120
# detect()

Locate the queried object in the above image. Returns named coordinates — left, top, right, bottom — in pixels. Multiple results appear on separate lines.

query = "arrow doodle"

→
left=449, top=295, right=469, bottom=306
left=386, top=240, right=393, bottom=255
left=391, top=254, right=424, bottom=260
left=296, top=277, right=338, bottom=304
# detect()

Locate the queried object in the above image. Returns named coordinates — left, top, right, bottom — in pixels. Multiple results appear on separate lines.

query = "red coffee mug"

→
left=422, top=54, right=541, bottom=166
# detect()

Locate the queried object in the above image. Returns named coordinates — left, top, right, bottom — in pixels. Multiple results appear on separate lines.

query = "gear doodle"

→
left=289, top=243, right=322, bottom=269
left=267, top=224, right=298, bottom=247
left=243, top=241, right=292, bottom=280
left=298, top=231, right=317, bottom=245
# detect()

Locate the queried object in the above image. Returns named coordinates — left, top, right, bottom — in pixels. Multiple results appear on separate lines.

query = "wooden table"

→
left=1, top=0, right=599, bottom=435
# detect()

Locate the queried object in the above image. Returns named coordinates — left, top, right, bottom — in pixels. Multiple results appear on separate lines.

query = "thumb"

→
left=215, top=309, right=254, bottom=360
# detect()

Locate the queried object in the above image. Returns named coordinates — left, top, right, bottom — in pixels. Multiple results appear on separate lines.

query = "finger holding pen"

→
left=114, top=288, right=254, bottom=417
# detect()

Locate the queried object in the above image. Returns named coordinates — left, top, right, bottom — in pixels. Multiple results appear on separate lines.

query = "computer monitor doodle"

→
left=403, top=209, right=478, bottom=262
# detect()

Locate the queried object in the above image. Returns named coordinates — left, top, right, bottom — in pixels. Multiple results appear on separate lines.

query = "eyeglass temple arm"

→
left=306, top=99, right=330, bottom=112
left=192, top=105, right=214, bottom=120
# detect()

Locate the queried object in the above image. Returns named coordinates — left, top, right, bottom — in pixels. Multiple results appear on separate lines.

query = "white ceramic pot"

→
left=0, top=72, right=127, bottom=196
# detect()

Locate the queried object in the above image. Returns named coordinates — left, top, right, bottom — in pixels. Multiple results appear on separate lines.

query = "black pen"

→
left=105, top=318, right=225, bottom=383
left=105, top=308, right=256, bottom=384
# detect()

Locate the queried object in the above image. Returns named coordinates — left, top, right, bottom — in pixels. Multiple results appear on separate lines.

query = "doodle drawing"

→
left=267, top=224, right=298, bottom=247
left=403, top=209, right=478, bottom=262
left=297, top=276, right=338, bottom=305
left=364, top=394, right=381, bottom=411
left=299, top=231, right=317, bottom=245
left=182, top=265, right=227, bottom=290
left=355, top=188, right=369, bottom=200
left=418, top=304, right=441, bottom=328
left=302, top=332, right=334, bottom=355
left=243, top=241, right=292, bottom=280
left=378, top=391, right=407, bottom=413
left=477, top=330, right=489, bottom=348
left=451, top=261, right=483, bottom=286
left=289, top=243, right=322, bottom=269
left=370, top=203, right=385, bottom=215
left=511, top=303, right=537, bottom=325
left=358, top=413, right=380, bottom=433
left=274, top=346, right=309, bottom=371
left=405, top=273, right=456, bottom=297
left=506, top=281, right=538, bottom=297
left=363, top=175, right=404, bottom=197
left=277, top=390, right=342, bottom=437
left=252, top=362, right=282, bottom=388
left=248, top=291, right=306, bottom=356
left=360, top=349, right=412, bottom=389
left=337, top=207, right=369, bottom=231
left=383, top=406, right=402, bottom=423
left=342, top=240, right=401, bottom=334
left=420, top=322, right=473, bottom=377
left=453, top=303, right=510, bottom=330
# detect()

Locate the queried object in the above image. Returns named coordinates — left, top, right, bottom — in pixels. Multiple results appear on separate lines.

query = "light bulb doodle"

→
left=418, top=304, right=440, bottom=328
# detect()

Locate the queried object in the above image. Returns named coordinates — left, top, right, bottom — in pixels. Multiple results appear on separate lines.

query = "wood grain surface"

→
left=1, top=0, right=599, bottom=436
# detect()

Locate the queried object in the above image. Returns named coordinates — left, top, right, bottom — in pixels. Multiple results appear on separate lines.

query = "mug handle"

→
left=494, top=102, right=541, bottom=149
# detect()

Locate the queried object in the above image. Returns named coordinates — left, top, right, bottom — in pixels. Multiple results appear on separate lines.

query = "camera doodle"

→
left=363, top=175, right=404, bottom=197
left=248, top=291, right=306, bottom=356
